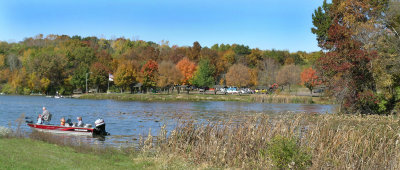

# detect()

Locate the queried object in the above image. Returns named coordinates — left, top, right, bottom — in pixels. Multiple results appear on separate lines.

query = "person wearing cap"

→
left=77, top=117, right=84, bottom=127
left=41, top=107, right=52, bottom=124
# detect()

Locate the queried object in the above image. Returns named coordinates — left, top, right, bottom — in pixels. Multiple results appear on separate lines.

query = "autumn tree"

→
left=191, top=59, right=215, bottom=88
left=313, top=0, right=387, bottom=114
left=10, top=69, right=26, bottom=94
left=187, top=41, right=201, bottom=62
left=40, top=77, right=51, bottom=94
left=247, top=48, right=263, bottom=68
left=169, top=46, right=187, bottom=63
left=276, top=64, right=300, bottom=92
left=0, top=69, right=10, bottom=84
left=29, top=47, right=67, bottom=93
left=199, top=47, right=218, bottom=70
left=258, top=57, right=280, bottom=86
left=176, top=57, right=196, bottom=85
left=114, top=60, right=137, bottom=93
left=301, top=67, right=320, bottom=94
left=89, top=62, right=110, bottom=92
left=249, top=68, right=258, bottom=87
left=27, top=72, right=41, bottom=92
left=140, top=59, right=158, bottom=92
left=226, top=64, right=251, bottom=88
left=222, top=49, right=236, bottom=65
left=368, top=0, right=400, bottom=113
left=157, top=60, right=182, bottom=93
left=0, top=54, right=5, bottom=69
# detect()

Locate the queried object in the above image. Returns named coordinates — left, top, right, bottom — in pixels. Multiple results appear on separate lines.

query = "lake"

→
left=0, top=95, right=335, bottom=146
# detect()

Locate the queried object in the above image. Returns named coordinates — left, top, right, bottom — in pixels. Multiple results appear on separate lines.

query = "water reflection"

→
left=0, top=95, right=336, bottom=146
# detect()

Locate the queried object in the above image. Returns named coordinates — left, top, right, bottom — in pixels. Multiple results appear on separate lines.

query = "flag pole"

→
left=108, top=74, right=110, bottom=93
left=108, top=73, right=113, bottom=93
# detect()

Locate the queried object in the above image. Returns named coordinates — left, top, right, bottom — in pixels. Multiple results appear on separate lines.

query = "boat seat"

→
left=84, top=124, right=92, bottom=128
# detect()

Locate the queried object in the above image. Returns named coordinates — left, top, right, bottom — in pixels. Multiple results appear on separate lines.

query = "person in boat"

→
left=60, top=117, right=65, bottom=126
left=77, top=117, right=84, bottom=127
left=41, top=107, right=52, bottom=124
left=36, top=114, right=43, bottom=124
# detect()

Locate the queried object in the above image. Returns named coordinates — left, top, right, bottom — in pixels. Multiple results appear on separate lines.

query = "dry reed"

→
left=147, top=113, right=400, bottom=169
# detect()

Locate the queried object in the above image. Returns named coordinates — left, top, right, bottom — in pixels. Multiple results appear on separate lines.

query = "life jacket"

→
left=60, top=118, right=65, bottom=126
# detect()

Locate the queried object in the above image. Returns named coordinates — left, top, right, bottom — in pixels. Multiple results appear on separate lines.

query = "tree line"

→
left=0, top=34, right=320, bottom=95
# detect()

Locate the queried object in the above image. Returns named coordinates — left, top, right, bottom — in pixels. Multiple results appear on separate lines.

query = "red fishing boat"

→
left=27, top=119, right=109, bottom=136
left=27, top=123, right=94, bottom=136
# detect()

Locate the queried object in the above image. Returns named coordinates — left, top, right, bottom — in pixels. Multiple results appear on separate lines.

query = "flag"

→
left=109, top=73, right=114, bottom=81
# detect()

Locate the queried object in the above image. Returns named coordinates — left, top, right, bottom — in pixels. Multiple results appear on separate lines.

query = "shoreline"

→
left=76, top=93, right=334, bottom=104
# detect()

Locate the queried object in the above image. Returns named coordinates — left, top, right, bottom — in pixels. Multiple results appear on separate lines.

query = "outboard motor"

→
left=93, top=118, right=109, bottom=136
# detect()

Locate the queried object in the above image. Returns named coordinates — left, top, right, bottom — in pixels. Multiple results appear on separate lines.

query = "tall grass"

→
left=251, top=94, right=314, bottom=104
left=146, top=113, right=400, bottom=169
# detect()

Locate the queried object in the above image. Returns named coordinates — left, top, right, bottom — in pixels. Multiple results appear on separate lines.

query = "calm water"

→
left=0, top=95, right=335, bottom=146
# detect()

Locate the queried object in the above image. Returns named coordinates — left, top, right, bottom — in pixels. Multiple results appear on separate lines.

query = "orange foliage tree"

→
left=176, top=57, right=196, bottom=85
left=300, top=67, right=320, bottom=94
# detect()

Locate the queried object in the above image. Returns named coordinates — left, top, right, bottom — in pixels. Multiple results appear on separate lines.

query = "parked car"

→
left=240, top=88, right=253, bottom=94
left=227, top=87, right=239, bottom=94
left=215, top=88, right=227, bottom=94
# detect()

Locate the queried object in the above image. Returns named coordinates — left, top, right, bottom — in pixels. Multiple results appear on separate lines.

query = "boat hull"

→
left=27, top=124, right=93, bottom=136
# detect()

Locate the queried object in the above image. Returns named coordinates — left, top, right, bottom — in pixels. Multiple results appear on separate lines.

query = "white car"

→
left=227, top=88, right=239, bottom=94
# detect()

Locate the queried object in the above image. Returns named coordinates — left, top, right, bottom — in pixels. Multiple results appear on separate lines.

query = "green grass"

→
left=0, top=138, right=188, bottom=170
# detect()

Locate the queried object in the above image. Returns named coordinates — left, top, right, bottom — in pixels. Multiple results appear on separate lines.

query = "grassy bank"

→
left=0, top=137, right=191, bottom=170
left=78, top=93, right=333, bottom=104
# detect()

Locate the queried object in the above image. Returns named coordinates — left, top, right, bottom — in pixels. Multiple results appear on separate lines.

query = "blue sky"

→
left=0, top=0, right=324, bottom=52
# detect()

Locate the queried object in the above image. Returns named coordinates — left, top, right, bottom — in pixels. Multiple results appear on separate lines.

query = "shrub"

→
left=267, top=135, right=311, bottom=169
left=0, top=126, right=12, bottom=137
left=23, top=87, right=31, bottom=95
left=0, top=83, right=13, bottom=94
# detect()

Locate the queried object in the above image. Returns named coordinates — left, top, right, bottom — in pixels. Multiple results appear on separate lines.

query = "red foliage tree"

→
left=300, top=67, right=320, bottom=94
left=314, top=0, right=382, bottom=114
left=140, top=60, right=158, bottom=92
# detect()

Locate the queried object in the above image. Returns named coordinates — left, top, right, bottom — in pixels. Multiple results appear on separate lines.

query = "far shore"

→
left=75, top=93, right=334, bottom=105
